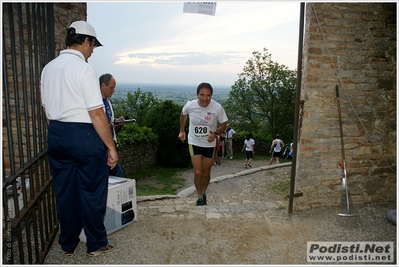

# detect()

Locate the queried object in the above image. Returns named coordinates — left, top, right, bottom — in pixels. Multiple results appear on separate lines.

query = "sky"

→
left=87, top=1, right=301, bottom=86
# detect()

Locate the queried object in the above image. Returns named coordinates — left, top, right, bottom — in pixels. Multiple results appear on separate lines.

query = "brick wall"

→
left=294, top=3, right=396, bottom=210
left=53, top=3, right=87, bottom=53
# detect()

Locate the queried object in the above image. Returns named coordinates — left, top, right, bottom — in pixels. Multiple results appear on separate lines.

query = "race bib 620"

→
left=194, top=126, right=210, bottom=138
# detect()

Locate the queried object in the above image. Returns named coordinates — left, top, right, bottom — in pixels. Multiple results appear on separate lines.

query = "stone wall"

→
left=118, top=143, right=158, bottom=178
left=294, top=3, right=396, bottom=210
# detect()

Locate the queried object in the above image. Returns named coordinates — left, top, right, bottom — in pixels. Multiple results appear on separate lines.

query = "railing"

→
left=2, top=3, right=57, bottom=264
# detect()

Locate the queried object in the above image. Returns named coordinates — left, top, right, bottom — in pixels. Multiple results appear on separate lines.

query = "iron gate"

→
left=2, top=3, right=58, bottom=264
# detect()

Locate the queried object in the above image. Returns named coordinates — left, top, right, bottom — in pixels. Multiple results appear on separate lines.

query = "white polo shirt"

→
left=182, top=99, right=228, bottom=148
left=41, top=49, right=103, bottom=123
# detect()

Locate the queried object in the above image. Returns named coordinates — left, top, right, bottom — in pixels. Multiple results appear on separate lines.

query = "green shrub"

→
left=144, top=100, right=191, bottom=167
left=117, top=123, right=158, bottom=145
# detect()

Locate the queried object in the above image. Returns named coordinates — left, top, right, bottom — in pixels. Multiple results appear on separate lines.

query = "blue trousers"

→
left=47, top=121, right=109, bottom=253
left=109, top=162, right=124, bottom=177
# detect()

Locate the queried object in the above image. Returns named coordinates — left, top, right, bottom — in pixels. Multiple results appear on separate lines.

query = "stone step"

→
left=138, top=197, right=285, bottom=220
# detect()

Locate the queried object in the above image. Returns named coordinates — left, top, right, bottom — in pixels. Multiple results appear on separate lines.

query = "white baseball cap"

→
left=68, top=21, right=103, bottom=47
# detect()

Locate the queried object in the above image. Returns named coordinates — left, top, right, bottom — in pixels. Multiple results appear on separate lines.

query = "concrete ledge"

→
left=137, top=195, right=178, bottom=202
left=177, top=187, right=196, bottom=198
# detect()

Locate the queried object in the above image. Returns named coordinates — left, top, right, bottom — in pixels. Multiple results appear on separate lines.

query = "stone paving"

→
left=43, top=162, right=396, bottom=265
left=44, top=162, right=301, bottom=264
left=136, top=162, right=291, bottom=220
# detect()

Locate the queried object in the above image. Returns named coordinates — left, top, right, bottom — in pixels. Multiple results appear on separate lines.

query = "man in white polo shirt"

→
left=41, top=21, right=117, bottom=257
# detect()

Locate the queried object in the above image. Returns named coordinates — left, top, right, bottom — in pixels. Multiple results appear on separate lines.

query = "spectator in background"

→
left=269, top=134, right=285, bottom=165
left=99, top=73, right=125, bottom=177
left=178, top=82, right=228, bottom=206
left=41, top=21, right=117, bottom=257
left=225, top=124, right=236, bottom=159
left=242, top=133, right=255, bottom=168
left=220, top=132, right=226, bottom=159
left=214, top=133, right=221, bottom=165
left=288, top=142, right=293, bottom=159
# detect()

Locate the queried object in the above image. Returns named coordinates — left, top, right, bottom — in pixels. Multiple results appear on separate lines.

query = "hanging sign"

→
left=183, top=2, right=217, bottom=16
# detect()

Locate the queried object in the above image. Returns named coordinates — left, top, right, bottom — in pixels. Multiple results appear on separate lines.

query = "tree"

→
left=113, top=88, right=159, bottom=125
left=224, top=48, right=296, bottom=141
left=144, top=100, right=191, bottom=167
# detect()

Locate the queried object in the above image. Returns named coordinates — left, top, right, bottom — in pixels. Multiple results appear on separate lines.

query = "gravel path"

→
left=44, top=159, right=396, bottom=264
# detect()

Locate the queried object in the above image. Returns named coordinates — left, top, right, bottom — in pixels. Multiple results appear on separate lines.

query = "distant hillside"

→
left=112, top=83, right=232, bottom=106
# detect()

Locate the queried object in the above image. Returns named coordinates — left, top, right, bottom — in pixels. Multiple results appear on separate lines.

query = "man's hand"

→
left=207, top=130, right=217, bottom=143
left=107, top=148, right=119, bottom=169
left=178, top=131, right=186, bottom=143
left=114, top=116, right=126, bottom=132
left=115, top=116, right=125, bottom=123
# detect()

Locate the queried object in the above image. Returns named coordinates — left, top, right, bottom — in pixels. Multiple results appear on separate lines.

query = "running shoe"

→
left=202, top=193, right=207, bottom=205
left=196, top=198, right=204, bottom=206
left=248, top=163, right=252, bottom=167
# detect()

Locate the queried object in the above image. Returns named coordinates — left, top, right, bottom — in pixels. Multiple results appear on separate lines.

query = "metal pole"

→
left=288, top=2, right=305, bottom=215
left=336, top=85, right=358, bottom=217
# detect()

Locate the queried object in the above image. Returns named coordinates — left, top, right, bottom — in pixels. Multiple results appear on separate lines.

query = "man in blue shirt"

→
left=99, top=73, right=125, bottom=177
